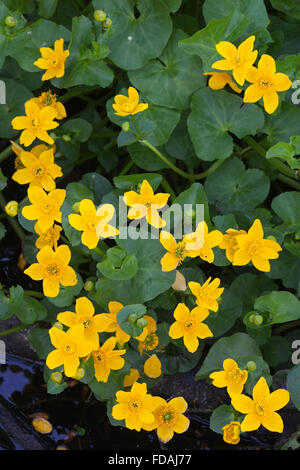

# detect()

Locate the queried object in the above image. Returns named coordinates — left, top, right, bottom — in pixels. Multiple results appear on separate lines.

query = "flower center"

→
left=123, top=100, right=136, bottom=113
left=31, top=117, right=39, bottom=127
left=64, top=343, right=75, bottom=354
left=235, top=54, right=241, bottom=64
left=94, top=351, right=104, bottom=362
left=41, top=91, right=56, bottom=106
left=129, top=400, right=141, bottom=413
left=175, top=244, right=186, bottom=260
left=41, top=200, right=54, bottom=213
left=227, top=368, right=244, bottom=384
left=260, top=79, right=271, bottom=88
left=248, top=242, right=262, bottom=255
left=46, top=263, right=60, bottom=277
left=159, top=407, right=176, bottom=426
left=83, top=318, right=93, bottom=330
left=144, top=333, right=159, bottom=351
left=34, top=166, right=44, bottom=176
left=255, top=402, right=266, bottom=416
left=51, top=58, right=59, bottom=66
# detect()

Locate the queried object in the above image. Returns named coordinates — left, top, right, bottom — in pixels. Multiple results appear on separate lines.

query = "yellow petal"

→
left=240, top=412, right=261, bottom=432
left=261, top=411, right=284, bottom=433
left=252, top=376, right=270, bottom=402
left=263, top=90, right=279, bottom=114
left=267, top=389, right=290, bottom=411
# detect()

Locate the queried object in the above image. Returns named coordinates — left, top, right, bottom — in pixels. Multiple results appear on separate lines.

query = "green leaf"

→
left=28, top=328, right=53, bottom=359
left=38, top=0, right=58, bottom=18
left=270, top=0, right=300, bottom=20
left=205, top=157, right=270, bottom=213
left=254, top=291, right=300, bottom=325
left=266, top=138, right=300, bottom=169
left=0, top=169, right=7, bottom=191
left=210, top=405, right=236, bottom=435
left=128, top=143, right=176, bottom=171
left=271, top=192, right=300, bottom=237
left=262, top=336, right=291, bottom=367
left=162, top=0, right=182, bottom=12
left=61, top=119, right=93, bottom=143
left=205, top=288, right=243, bottom=338
left=264, top=102, right=300, bottom=145
left=287, top=364, right=300, bottom=411
left=128, top=29, right=204, bottom=110
left=15, top=296, right=47, bottom=324
left=113, top=173, right=163, bottom=192
left=161, top=343, right=204, bottom=374
left=179, top=8, right=249, bottom=70
left=117, top=303, right=146, bottom=336
left=188, top=89, right=264, bottom=161
left=89, top=371, right=125, bottom=401
left=80, top=172, right=113, bottom=205
left=0, top=222, right=6, bottom=241
left=92, top=0, right=173, bottom=70
left=47, top=274, right=83, bottom=307
left=97, top=246, right=138, bottom=281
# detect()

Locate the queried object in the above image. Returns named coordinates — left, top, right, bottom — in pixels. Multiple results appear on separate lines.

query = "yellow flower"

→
left=160, top=231, right=190, bottom=272
left=112, top=87, right=148, bottom=116
left=24, top=244, right=77, bottom=297
left=34, top=38, right=70, bottom=81
left=92, top=336, right=126, bottom=383
left=22, top=186, right=65, bottom=233
left=203, top=72, right=242, bottom=93
left=12, top=148, right=62, bottom=191
left=98, top=301, right=131, bottom=346
left=244, top=54, right=292, bottom=114
left=232, top=219, right=282, bottom=272
left=112, top=382, right=156, bottom=431
left=124, top=180, right=169, bottom=229
left=57, top=297, right=111, bottom=351
left=135, top=315, right=158, bottom=355
left=209, top=359, right=248, bottom=397
left=123, top=368, right=140, bottom=387
left=143, top=397, right=190, bottom=444
left=231, top=376, right=290, bottom=433
left=222, top=421, right=241, bottom=445
left=35, top=222, right=62, bottom=250
left=46, top=323, right=93, bottom=377
left=32, top=417, right=53, bottom=434
left=218, top=228, right=247, bottom=263
left=30, top=91, right=67, bottom=120
left=188, top=277, right=224, bottom=312
left=11, top=100, right=59, bottom=147
left=184, top=221, right=223, bottom=263
left=212, top=35, right=258, bottom=86
left=5, top=200, right=18, bottom=217
left=68, top=199, right=119, bottom=249
left=144, top=354, right=162, bottom=379
left=169, top=303, right=212, bottom=353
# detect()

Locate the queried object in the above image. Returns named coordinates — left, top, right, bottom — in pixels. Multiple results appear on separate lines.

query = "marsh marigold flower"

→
left=218, top=228, right=247, bottom=263
left=92, top=336, right=126, bottom=383
left=244, top=54, right=292, bottom=114
left=31, top=91, right=67, bottom=120
left=24, top=244, right=77, bottom=297
left=212, top=35, right=258, bottom=86
left=12, top=148, right=62, bottom=191
left=57, top=297, right=111, bottom=351
left=34, top=222, right=62, bottom=250
left=204, top=72, right=242, bottom=93
left=188, top=277, right=224, bottom=312
left=232, top=219, right=282, bottom=272
left=160, top=231, right=192, bottom=272
left=209, top=359, right=248, bottom=397
left=169, top=303, right=213, bottom=353
left=46, top=324, right=93, bottom=377
left=231, top=376, right=289, bottom=433
left=34, top=38, right=70, bottom=81
left=135, top=315, right=158, bottom=355
left=5, top=200, right=18, bottom=217
left=144, top=354, right=162, bottom=379
left=22, top=186, right=65, bottom=233
left=222, top=421, right=241, bottom=445
left=124, top=180, right=169, bottom=229
left=184, top=221, right=223, bottom=263
left=69, top=199, right=119, bottom=249
left=143, top=397, right=190, bottom=444
left=112, top=87, right=148, bottom=116
left=112, top=382, right=157, bottom=431
left=11, top=100, right=59, bottom=147
left=97, top=301, right=131, bottom=346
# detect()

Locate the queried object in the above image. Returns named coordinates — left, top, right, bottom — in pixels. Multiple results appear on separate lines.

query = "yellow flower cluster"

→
left=205, top=35, right=292, bottom=114
left=209, top=359, right=290, bottom=444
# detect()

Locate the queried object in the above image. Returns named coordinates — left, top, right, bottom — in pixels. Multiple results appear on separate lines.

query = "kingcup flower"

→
left=97, top=301, right=131, bottom=346
left=231, top=376, right=290, bottom=433
left=209, top=359, right=248, bottom=397
left=57, top=297, right=111, bottom=351
left=244, top=54, right=292, bottom=114
left=11, top=100, right=59, bottom=147
left=144, top=354, right=162, bottom=379
left=112, top=86, right=148, bottom=116
left=222, top=421, right=241, bottom=445
left=212, top=35, right=258, bottom=85
left=184, top=221, right=223, bottom=263
left=188, top=277, right=224, bottom=312
left=143, top=397, right=190, bottom=444
left=112, top=382, right=157, bottom=431
left=68, top=199, right=119, bottom=249
left=92, top=336, right=126, bottom=383
left=46, top=324, right=93, bottom=377
left=123, top=180, right=169, bottom=229
left=22, top=186, right=65, bottom=233
left=24, top=244, right=77, bottom=297
left=203, top=72, right=242, bottom=93
left=135, top=315, right=158, bottom=355
left=31, top=91, right=67, bottom=120
left=34, top=222, right=62, bottom=250
left=169, top=303, right=213, bottom=353
left=34, top=38, right=70, bottom=80
left=218, top=228, right=247, bottom=262
left=160, top=231, right=194, bottom=272
left=12, top=148, right=62, bottom=191
left=232, top=219, right=282, bottom=272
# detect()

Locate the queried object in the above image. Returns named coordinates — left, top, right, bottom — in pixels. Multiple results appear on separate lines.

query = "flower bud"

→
left=121, top=121, right=130, bottom=132
left=267, top=235, right=277, bottom=242
left=50, top=371, right=63, bottom=384
left=246, top=361, right=257, bottom=372
left=94, top=10, right=107, bottom=22
left=72, top=202, right=80, bottom=213
left=32, top=418, right=53, bottom=434
left=84, top=280, right=94, bottom=292
left=103, top=17, right=112, bottom=29
left=253, top=314, right=263, bottom=326
left=136, top=317, right=148, bottom=329
left=62, top=134, right=72, bottom=142
left=4, top=16, right=17, bottom=28
left=53, top=321, right=63, bottom=330
left=5, top=200, right=18, bottom=217
left=129, top=313, right=138, bottom=323
left=72, top=368, right=85, bottom=381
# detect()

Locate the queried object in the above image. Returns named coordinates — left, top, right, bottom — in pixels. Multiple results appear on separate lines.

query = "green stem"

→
left=243, top=135, right=299, bottom=181
left=0, top=192, right=25, bottom=241
left=0, top=323, right=29, bottom=338
left=24, top=290, right=44, bottom=299
left=0, top=145, right=12, bottom=163
left=277, top=173, right=300, bottom=191
left=131, top=115, right=144, bottom=138
left=93, top=246, right=106, bottom=258
left=119, top=159, right=134, bottom=176
left=60, top=86, right=99, bottom=103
